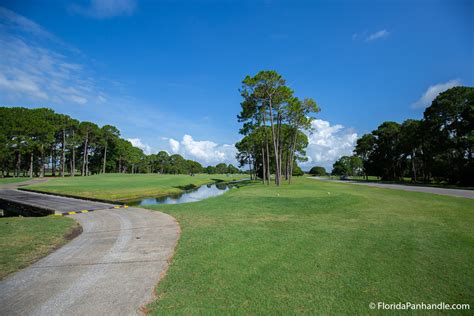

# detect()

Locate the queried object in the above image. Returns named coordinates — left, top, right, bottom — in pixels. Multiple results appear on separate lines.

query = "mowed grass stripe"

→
left=24, top=173, right=247, bottom=201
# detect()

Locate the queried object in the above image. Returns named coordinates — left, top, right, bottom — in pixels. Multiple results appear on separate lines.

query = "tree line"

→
left=236, top=71, right=318, bottom=185
left=0, top=107, right=240, bottom=177
left=331, top=86, right=473, bottom=185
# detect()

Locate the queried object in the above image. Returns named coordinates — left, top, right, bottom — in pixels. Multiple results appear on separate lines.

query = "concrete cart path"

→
left=0, top=189, right=180, bottom=316
left=309, top=177, right=474, bottom=199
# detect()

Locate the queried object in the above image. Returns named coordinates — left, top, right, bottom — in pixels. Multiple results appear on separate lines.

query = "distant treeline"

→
left=331, top=86, right=473, bottom=184
left=0, top=107, right=240, bottom=177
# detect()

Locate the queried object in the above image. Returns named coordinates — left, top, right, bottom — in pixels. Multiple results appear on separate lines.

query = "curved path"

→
left=309, top=177, right=474, bottom=199
left=0, top=180, right=180, bottom=315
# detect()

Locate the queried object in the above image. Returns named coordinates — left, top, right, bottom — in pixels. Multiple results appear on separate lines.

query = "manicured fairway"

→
left=0, top=216, right=78, bottom=279
left=144, top=177, right=474, bottom=314
left=25, top=173, right=246, bottom=201
left=0, top=177, right=30, bottom=185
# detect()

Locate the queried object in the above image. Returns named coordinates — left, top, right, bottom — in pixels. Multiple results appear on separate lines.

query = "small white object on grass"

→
left=327, top=192, right=330, bottom=195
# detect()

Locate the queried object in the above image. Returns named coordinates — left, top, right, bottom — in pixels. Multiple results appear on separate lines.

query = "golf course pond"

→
left=127, top=182, right=233, bottom=206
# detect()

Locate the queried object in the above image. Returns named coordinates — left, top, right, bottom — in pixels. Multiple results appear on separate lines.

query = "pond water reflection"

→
left=127, top=183, right=231, bottom=206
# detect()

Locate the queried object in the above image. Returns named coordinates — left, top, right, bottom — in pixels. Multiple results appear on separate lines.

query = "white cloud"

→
left=128, top=138, right=153, bottom=155
left=366, top=29, right=389, bottom=42
left=0, top=7, right=105, bottom=105
left=412, top=79, right=461, bottom=109
left=71, top=0, right=137, bottom=19
left=169, top=134, right=237, bottom=165
left=302, top=119, right=358, bottom=170
left=169, top=138, right=180, bottom=153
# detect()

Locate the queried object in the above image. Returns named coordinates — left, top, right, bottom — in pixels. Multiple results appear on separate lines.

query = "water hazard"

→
left=127, top=183, right=232, bottom=206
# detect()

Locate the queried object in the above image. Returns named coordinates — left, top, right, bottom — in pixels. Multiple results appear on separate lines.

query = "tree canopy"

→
left=0, top=107, right=242, bottom=177
left=236, top=70, right=319, bottom=185
left=351, top=86, right=473, bottom=184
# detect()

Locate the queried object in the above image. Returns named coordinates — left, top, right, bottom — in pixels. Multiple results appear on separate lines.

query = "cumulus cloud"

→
left=0, top=7, right=105, bottom=105
left=71, top=0, right=137, bottom=19
left=366, top=29, right=390, bottom=42
left=128, top=138, right=153, bottom=155
left=169, top=138, right=180, bottom=153
left=169, top=135, right=237, bottom=165
left=412, top=79, right=461, bottom=109
left=303, top=119, right=358, bottom=170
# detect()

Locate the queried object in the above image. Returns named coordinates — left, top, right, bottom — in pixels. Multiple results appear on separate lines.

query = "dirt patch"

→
left=65, top=223, right=83, bottom=240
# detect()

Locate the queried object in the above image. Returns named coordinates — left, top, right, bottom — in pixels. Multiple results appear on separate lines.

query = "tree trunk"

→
left=81, top=132, right=88, bottom=176
left=85, top=148, right=89, bottom=176
left=253, top=157, right=257, bottom=181
left=40, top=144, right=45, bottom=177
left=288, top=129, right=298, bottom=184
left=268, top=102, right=281, bottom=185
left=51, top=145, right=56, bottom=177
left=16, top=151, right=21, bottom=177
left=102, top=141, right=108, bottom=174
left=277, top=113, right=283, bottom=183
left=71, top=130, right=75, bottom=177
left=265, top=139, right=271, bottom=184
left=411, top=150, right=417, bottom=183
left=262, top=111, right=271, bottom=185
left=29, top=152, right=34, bottom=178
left=61, top=128, right=66, bottom=177
left=261, top=146, right=266, bottom=184
left=248, top=158, right=252, bottom=180
left=72, top=144, right=75, bottom=177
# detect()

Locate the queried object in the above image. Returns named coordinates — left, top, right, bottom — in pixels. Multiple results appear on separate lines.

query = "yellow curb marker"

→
left=56, top=204, right=128, bottom=216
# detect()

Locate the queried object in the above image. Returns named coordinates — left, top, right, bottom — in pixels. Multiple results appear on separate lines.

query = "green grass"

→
left=143, top=177, right=474, bottom=314
left=320, top=175, right=474, bottom=190
left=0, top=216, right=79, bottom=279
left=0, top=177, right=31, bottom=185
left=24, top=173, right=247, bottom=201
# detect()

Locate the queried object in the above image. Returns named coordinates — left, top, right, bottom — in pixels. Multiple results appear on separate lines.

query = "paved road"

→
left=309, top=177, right=474, bottom=199
left=0, top=185, right=180, bottom=315
left=0, top=189, right=116, bottom=214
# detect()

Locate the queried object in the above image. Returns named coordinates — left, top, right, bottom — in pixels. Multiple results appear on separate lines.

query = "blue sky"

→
left=1, top=0, right=472, bottom=169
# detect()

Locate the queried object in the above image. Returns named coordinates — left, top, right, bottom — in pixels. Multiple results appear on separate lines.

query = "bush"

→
left=293, top=165, right=304, bottom=176
left=309, top=166, right=327, bottom=176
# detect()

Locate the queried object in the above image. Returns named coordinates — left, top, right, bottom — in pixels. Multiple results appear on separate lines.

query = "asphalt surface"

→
left=0, top=189, right=116, bottom=214
left=309, top=177, right=474, bottom=199
left=0, top=181, right=180, bottom=315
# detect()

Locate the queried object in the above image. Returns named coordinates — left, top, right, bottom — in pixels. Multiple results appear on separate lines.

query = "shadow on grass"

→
left=173, top=184, right=199, bottom=191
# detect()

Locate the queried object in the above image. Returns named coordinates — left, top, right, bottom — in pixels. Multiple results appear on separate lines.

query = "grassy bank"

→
left=0, top=216, right=79, bottom=279
left=24, top=173, right=247, bottom=201
left=145, top=177, right=473, bottom=314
